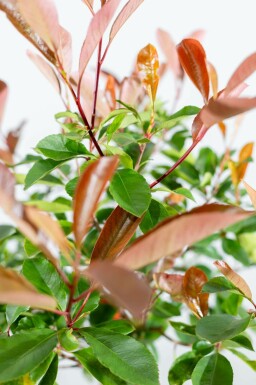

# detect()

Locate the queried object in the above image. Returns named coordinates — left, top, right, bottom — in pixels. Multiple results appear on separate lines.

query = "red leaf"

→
left=109, top=0, right=144, bottom=44
left=91, top=205, right=142, bottom=262
left=17, top=0, right=60, bottom=51
left=85, top=261, right=152, bottom=319
left=156, top=28, right=181, bottom=78
left=58, top=27, right=73, bottom=75
left=0, top=266, right=57, bottom=310
left=0, top=80, right=8, bottom=127
left=120, top=76, right=142, bottom=106
left=27, top=51, right=61, bottom=93
left=116, top=204, right=253, bottom=270
left=207, top=61, right=218, bottom=99
left=154, top=273, right=184, bottom=302
left=177, top=38, right=209, bottom=103
left=200, top=97, right=256, bottom=128
left=73, top=157, right=119, bottom=248
left=183, top=267, right=209, bottom=318
left=225, top=52, right=256, bottom=96
left=79, top=0, right=121, bottom=83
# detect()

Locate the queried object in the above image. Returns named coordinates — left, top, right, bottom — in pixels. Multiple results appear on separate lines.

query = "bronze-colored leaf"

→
left=225, top=52, right=256, bottom=96
left=0, top=162, right=15, bottom=212
left=183, top=267, right=209, bottom=318
left=214, top=260, right=252, bottom=299
left=207, top=61, right=218, bottom=99
left=218, top=121, right=226, bottom=137
left=154, top=273, right=184, bottom=302
left=228, top=160, right=239, bottom=187
left=0, top=80, right=8, bottom=127
left=177, top=38, right=209, bottom=103
left=85, top=261, right=152, bottom=319
left=116, top=204, right=253, bottom=270
left=243, top=180, right=256, bottom=209
left=237, top=142, right=254, bottom=181
left=91, top=205, right=142, bottom=262
left=156, top=28, right=182, bottom=79
left=105, top=75, right=116, bottom=110
left=82, top=0, right=94, bottom=14
left=0, top=0, right=57, bottom=64
left=137, top=43, right=159, bottom=104
left=73, top=157, right=119, bottom=248
left=6, top=120, right=25, bottom=154
left=0, top=266, right=57, bottom=310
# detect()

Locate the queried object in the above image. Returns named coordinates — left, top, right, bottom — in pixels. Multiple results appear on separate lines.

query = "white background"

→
left=2, top=0, right=256, bottom=384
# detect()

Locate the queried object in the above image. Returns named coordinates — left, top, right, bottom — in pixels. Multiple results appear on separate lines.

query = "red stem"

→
left=150, top=139, right=200, bottom=189
left=69, top=290, right=92, bottom=327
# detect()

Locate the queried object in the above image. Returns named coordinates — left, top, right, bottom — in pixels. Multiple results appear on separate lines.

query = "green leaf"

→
left=96, top=320, right=135, bottom=335
left=38, top=353, right=58, bottom=385
left=173, top=187, right=196, bottom=202
left=65, top=177, right=79, bottom=197
left=170, top=321, right=196, bottom=336
left=6, top=305, right=29, bottom=325
left=0, top=225, right=16, bottom=242
left=157, top=105, right=200, bottom=130
left=140, top=199, right=169, bottom=233
left=168, top=351, right=199, bottom=385
left=109, top=169, right=151, bottom=217
left=24, top=200, right=71, bottom=213
left=0, top=329, right=57, bottom=382
left=24, top=239, right=40, bottom=257
left=105, top=145, right=133, bottom=169
left=223, top=334, right=254, bottom=351
left=25, top=158, right=65, bottom=189
left=107, top=114, right=126, bottom=142
left=228, top=349, right=256, bottom=371
left=23, top=257, right=68, bottom=311
left=196, top=147, right=218, bottom=175
left=222, top=237, right=250, bottom=266
left=59, top=329, right=80, bottom=352
left=75, top=348, right=127, bottom=385
left=202, top=277, right=237, bottom=293
left=79, top=328, right=160, bottom=385
left=36, top=134, right=90, bottom=160
left=196, top=314, right=251, bottom=343
left=192, top=353, right=233, bottom=385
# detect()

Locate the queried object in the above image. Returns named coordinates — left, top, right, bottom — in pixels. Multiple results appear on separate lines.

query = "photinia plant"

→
left=1, top=1, right=256, bottom=384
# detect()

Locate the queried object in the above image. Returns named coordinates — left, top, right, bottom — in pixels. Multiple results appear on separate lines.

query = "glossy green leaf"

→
left=192, top=353, right=233, bottom=385
left=140, top=199, right=169, bottom=233
left=105, top=145, right=133, bottom=169
left=109, top=169, right=151, bottom=216
left=38, top=353, right=58, bottom=385
left=157, top=106, right=200, bottom=131
left=59, top=329, right=80, bottom=352
left=25, top=158, right=65, bottom=189
left=196, top=147, right=218, bottom=175
left=36, top=134, right=90, bottom=160
left=223, top=334, right=254, bottom=351
left=168, top=351, right=199, bottom=385
left=196, top=314, right=251, bottom=343
left=107, top=114, right=126, bottom=142
left=79, top=328, right=160, bottom=385
left=75, top=348, right=127, bottom=385
left=6, top=305, right=29, bottom=325
left=202, top=277, right=237, bottom=293
left=25, top=200, right=71, bottom=213
left=222, top=237, right=250, bottom=266
left=23, top=257, right=68, bottom=311
left=170, top=321, right=196, bottom=336
left=65, top=177, right=79, bottom=197
left=0, top=329, right=57, bottom=382
left=96, top=320, right=135, bottom=335
left=0, top=225, right=16, bottom=241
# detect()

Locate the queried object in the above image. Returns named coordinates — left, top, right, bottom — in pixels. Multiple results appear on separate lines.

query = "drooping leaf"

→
left=0, top=266, right=56, bottom=310
left=214, top=260, right=252, bottom=299
left=225, top=52, right=256, bottom=96
left=109, top=168, right=151, bottom=217
left=73, top=156, right=118, bottom=248
left=177, top=38, right=209, bottom=103
left=0, top=80, right=8, bottom=127
left=192, top=353, right=233, bottom=385
left=116, top=204, right=253, bottom=270
left=137, top=44, right=159, bottom=103
left=244, top=180, right=256, bottom=209
left=27, top=51, right=60, bottom=93
left=36, top=134, right=90, bottom=160
left=24, top=158, right=65, bottom=189
left=91, top=205, right=142, bottom=261
left=196, top=314, right=251, bottom=343
left=79, top=0, right=121, bottom=83
left=23, top=257, right=67, bottom=311
left=85, top=261, right=152, bottom=319
left=183, top=267, right=209, bottom=318
left=109, top=0, right=144, bottom=43
left=17, top=0, right=60, bottom=51
left=79, top=328, right=160, bottom=385
left=0, top=329, right=58, bottom=382
left=38, top=354, right=58, bottom=385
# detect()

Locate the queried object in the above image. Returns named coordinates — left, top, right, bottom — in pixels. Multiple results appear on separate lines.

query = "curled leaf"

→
left=85, top=261, right=152, bottom=319
left=137, top=44, right=159, bottom=104
left=116, top=204, right=253, bottom=270
left=73, top=156, right=119, bottom=248
left=214, top=260, right=252, bottom=299
left=183, top=267, right=209, bottom=318
left=0, top=266, right=57, bottom=310
left=177, top=38, right=209, bottom=103
left=154, top=273, right=184, bottom=302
